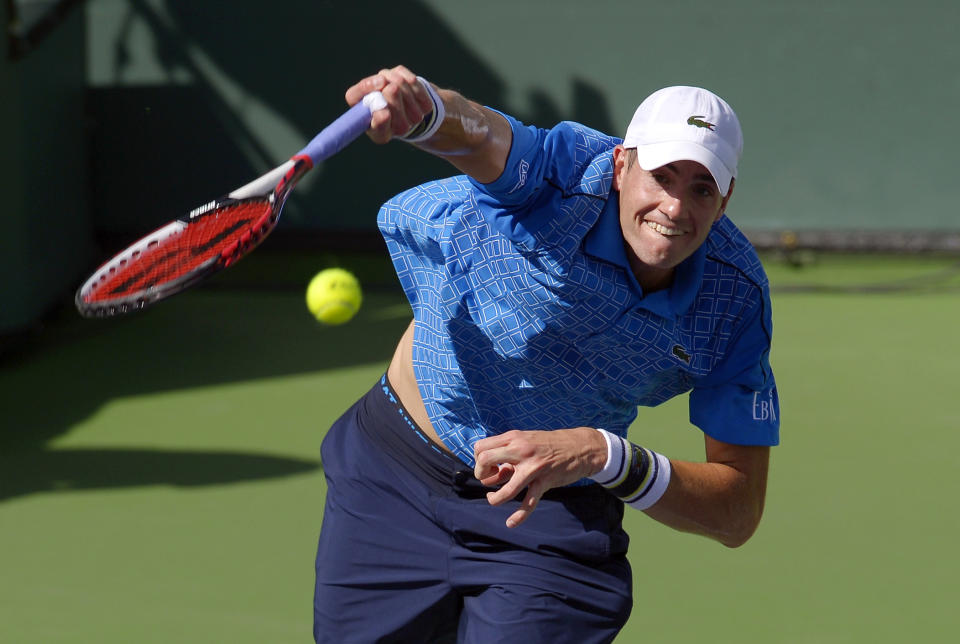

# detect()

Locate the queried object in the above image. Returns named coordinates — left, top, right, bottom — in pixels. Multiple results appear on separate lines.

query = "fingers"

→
left=345, top=65, right=434, bottom=144
left=473, top=431, right=515, bottom=479
left=343, top=74, right=386, bottom=106
left=505, top=481, right=546, bottom=528
left=476, top=432, right=542, bottom=526
left=477, top=462, right=514, bottom=488
left=473, top=430, right=531, bottom=477
left=484, top=469, right=528, bottom=507
left=473, top=428, right=602, bottom=528
left=478, top=458, right=542, bottom=528
left=475, top=430, right=538, bottom=506
left=481, top=465, right=544, bottom=528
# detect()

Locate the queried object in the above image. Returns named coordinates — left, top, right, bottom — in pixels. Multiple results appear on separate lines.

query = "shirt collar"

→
left=583, top=195, right=706, bottom=318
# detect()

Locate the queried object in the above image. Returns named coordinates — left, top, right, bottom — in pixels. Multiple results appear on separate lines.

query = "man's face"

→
left=613, top=146, right=732, bottom=291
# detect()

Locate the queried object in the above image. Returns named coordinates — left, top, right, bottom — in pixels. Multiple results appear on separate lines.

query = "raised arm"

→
left=344, top=65, right=513, bottom=184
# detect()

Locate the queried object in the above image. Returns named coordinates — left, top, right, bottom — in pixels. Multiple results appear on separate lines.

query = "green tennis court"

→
left=1, top=252, right=957, bottom=643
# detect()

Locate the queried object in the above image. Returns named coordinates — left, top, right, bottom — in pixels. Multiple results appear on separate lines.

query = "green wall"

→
left=4, top=0, right=959, bottom=333
left=1, top=2, right=92, bottom=335
left=84, top=0, right=960, bottom=236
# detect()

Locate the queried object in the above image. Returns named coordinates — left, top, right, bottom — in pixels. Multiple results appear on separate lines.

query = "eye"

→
left=694, top=183, right=717, bottom=199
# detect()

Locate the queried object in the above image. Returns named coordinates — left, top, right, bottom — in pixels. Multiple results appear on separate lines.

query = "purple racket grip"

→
left=297, top=92, right=387, bottom=166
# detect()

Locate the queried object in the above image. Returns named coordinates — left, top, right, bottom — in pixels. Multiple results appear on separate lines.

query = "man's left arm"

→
left=645, top=278, right=775, bottom=546
left=475, top=287, right=777, bottom=540
left=642, top=436, right=768, bottom=547
left=474, top=428, right=768, bottom=547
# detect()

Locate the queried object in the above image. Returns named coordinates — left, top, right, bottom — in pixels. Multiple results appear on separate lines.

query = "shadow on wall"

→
left=88, top=0, right=616, bottom=241
left=0, top=0, right=617, bottom=502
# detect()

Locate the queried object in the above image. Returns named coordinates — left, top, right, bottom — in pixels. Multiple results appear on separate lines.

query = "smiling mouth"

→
left=645, top=221, right=688, bottom=237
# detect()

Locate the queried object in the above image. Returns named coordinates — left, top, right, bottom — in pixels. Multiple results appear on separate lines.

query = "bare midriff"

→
left=386, top=321, right=454, bottom=456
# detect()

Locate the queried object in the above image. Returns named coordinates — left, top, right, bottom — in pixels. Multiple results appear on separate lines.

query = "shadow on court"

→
left=0, top=447, right=320, bottom=502
left=0, top=289, right=411, bottom=501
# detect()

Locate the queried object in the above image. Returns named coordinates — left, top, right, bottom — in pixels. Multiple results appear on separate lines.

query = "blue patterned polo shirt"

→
left=378, top=112, right=779, bottom=467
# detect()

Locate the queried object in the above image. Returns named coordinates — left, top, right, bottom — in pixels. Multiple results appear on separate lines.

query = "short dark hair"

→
left=624, top=148, right=638, bottom=168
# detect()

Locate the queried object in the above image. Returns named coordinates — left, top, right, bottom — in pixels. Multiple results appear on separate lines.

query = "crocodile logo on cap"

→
left=686, top=115, right=716, bottom=130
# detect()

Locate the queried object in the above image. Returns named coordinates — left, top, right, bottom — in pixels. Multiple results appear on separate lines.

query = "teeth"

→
left=645, top=221, right=686, bottom=236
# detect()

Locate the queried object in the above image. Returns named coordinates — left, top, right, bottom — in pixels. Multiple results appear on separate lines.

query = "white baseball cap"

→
left=622, top=86, right=743, bottom=196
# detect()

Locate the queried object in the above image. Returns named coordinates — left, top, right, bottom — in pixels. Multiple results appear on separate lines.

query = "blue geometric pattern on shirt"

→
left=512, top=122, right=616, bottom=258
left=378, top=122, right=769, bottom=467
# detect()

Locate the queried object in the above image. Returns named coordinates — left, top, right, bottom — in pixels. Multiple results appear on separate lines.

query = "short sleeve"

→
left=468, top=111, right=547, bottom=207
left=467, top=112, right=584, bottom=248
left=689, top=288, right=780, bottom=446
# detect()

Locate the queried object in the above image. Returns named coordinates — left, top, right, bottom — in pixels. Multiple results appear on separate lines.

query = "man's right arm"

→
left=344, top=65, right=512, bottom=184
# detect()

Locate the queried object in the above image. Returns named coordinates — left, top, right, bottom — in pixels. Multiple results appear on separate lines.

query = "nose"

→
left=658, top=191, right=684, bottom=220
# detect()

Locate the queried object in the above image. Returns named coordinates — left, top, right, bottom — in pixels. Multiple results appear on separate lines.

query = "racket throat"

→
left=228, top=160, right=296, bottom=199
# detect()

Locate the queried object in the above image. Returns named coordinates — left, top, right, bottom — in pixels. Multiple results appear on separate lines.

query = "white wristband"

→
left=398, top=76, right=446, bottom=143
left=589, top=427, right=671, bottom=511
left=590, top=428, right=631, bottom=487
left=626, top=451, right=671, bottom=511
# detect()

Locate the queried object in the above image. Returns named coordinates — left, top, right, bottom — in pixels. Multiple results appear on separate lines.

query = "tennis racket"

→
left=75, top=91, right=387, bottom=318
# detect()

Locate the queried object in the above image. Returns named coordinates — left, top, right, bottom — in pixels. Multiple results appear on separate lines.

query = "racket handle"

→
left=298, top=92, right=387, bottom=165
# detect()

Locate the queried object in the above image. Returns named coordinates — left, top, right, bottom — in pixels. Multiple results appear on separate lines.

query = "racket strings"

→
left=83, top=200, right=275, bottom=303
left=219, top=206, right=279, bottom=267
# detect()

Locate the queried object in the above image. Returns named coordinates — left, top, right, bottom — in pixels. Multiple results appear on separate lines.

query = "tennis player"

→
left=313, top=65, right=779, bottom=643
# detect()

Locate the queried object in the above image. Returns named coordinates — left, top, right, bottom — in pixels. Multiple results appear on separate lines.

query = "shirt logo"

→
left=671, top=344, right=691, bottom=364
left=686, top=115, right=716, bottom=131
left=752, top=390, right=777, bottom=422
left=508, top=159, right=529, bottom=194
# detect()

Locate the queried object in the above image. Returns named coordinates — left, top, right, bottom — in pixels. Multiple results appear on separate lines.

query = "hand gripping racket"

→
left=75, top=92, right=387, bottom=318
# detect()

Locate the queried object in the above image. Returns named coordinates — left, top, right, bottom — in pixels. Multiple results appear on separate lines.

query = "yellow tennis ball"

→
left=305, top=268, right=362, bottom=325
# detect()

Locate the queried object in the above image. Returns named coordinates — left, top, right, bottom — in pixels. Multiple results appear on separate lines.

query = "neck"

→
left=625, top=246, right=674, bottom=293
left=638, top=273, right=673, bottom=294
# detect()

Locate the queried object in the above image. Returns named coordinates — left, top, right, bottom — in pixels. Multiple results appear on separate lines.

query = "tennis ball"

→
left=306, top=268, right=362, bottom=325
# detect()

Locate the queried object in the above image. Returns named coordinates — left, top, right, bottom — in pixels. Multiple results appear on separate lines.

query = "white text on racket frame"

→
left=189, top=200, right=218, bottom=218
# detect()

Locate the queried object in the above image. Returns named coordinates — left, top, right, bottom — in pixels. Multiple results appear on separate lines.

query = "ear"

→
left=612, top=145, right=628, bottom=191
left=717, top=177, right=735, bottom=221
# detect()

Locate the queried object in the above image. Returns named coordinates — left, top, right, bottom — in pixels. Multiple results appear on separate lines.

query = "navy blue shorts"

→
left=314, top=375, right=632, bottom=643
